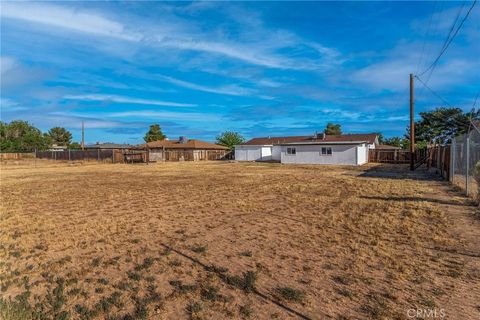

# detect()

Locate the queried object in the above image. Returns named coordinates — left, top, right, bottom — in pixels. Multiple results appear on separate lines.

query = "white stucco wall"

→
left=272, top=145, right=281, bottom=161
left=280, top=144, right=364, bottom=165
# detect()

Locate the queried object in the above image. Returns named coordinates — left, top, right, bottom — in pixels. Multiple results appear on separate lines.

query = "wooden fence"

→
left=32, top=149, right=231, bottom=163
left=426, top=145, right=451, bottom=180
left=369, top=146, right=451, bottom=179
left=368, top=149, right=426, bottom=163
left=368, top=149, right=410, bottom=163
left=0, top=152, right=35, bottom=160
left=149, top=149, right=232, bottom=162
left=368, top=149, right=428, bottom=164
left=36, top=150, right=123, bottom=163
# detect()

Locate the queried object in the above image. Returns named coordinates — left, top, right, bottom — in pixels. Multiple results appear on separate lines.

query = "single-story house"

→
left=137, top=137, right=230, bottom=161
left=235, top=133, right=379, bottom=165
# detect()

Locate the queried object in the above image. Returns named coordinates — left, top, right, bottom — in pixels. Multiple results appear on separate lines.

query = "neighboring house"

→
left=235, top=133, right=379, bottom=165
left=138, top=136, right=229, bottom=161
left=85, top=142, right=132, bottom=150
left=48, top=144, right=67, bottom=151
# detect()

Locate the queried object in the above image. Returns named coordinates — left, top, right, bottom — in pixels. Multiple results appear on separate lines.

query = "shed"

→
left=137, top=137, right=230, bottom=161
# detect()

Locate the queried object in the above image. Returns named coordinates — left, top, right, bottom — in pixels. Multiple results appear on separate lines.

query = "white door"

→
left=261, top=147, right=272, bottom=161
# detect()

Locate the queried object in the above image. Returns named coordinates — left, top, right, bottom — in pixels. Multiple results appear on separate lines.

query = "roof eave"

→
left=278, top=141, right=368, bottom=145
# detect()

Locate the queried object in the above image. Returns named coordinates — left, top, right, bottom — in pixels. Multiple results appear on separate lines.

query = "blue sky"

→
left=1, top=1, right=479, bottom=144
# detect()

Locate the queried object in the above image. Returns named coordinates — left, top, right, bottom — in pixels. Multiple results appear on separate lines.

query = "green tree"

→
left=0, top=120, right=50, bottom=152
left=47, top=127, right=72, bottom=146
left=144, top=124, right=166, bottom=142
left=67, top=142, right=82, bottom=150
left=216, top=131, right=245, bottom=150
left=324, top=123, right=342, bottom=135
left=405, top=107, right=477, bottom=145
left=376, top=132, right=385, bottom=144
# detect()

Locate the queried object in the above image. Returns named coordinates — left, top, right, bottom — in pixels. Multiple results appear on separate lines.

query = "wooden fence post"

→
left=451, top=141, right=455, bottom=183
left=466, top=135, right=470, bottom=196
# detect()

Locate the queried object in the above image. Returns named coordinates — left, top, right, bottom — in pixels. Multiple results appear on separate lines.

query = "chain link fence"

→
left=451, top=125, right=480, bottom=201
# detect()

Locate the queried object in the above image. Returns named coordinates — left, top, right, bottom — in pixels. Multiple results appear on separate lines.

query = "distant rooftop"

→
left=85, top=142, right=132, bottom=149
left=136, top=139, right=228, bottom=150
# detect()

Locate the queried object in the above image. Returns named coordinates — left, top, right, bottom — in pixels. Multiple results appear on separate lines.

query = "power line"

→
left=471, top=90, right=480, bottom=109
left=414, top=75, right=474, bottom=128
left=440, top=1, right=466, bottom=56
left=418, top=0, right=477, bottom=77
left=470, top=118, right=480, bottom=134
left=414, top=75, right=453, bottom=107
left=423, top=1, right=466, bottom=85
left=468, top=91, right=480, bottom=132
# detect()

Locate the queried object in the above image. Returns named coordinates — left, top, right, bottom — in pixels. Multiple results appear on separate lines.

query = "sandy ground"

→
left=0, top=161, right=479, bottom=320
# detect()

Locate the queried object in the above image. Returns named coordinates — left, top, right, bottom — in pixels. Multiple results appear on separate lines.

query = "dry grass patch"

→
left=0, top=161, right=478, bottom=319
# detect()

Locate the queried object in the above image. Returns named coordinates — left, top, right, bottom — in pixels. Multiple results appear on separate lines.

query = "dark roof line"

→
left=241, top=133, right=378, bottom=146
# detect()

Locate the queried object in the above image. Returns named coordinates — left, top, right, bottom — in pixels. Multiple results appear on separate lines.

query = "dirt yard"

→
left=0, top=161, right=479, bottom=320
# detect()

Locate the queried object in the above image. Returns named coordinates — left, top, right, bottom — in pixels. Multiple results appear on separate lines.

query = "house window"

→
left=286, top=147, right=296, bottom=155
left=321, top=147, right=332, bottom=155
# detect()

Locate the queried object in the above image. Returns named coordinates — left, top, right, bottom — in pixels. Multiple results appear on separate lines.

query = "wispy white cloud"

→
left=64, top=94, right=196, bottom=107
left=0, top=56, right=18, bottom=75
left=319, top=108, right=362, bottom=120
left=0, top=98, right=29, bottom=112
left=157, top=38, right=289, bottom=69
left=104, top=110, right=222, bottom=121
left=0, top=56, right=51, bottom=94
left=349, top=40, right=479, bottom=93
left=159, top=75, right=255, bottom=96
left=54, top=110, right=221, bottom=122
left=0, top=2, right=341, bottom=70
left=1, top=2, right=140, bottom=41
left=350, top=3, right=480, bottom=94
left=256, top=79, right=283, bottom=88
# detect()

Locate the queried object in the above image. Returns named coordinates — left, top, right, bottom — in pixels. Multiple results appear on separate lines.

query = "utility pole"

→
left=81, top=121, right=85, bottom=151
left=409, top=73, right=415, bottom=171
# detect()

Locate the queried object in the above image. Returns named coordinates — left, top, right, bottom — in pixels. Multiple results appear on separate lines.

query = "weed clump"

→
left=169, top=280, right=197, bottom=294
left=191, top=245, right=207, bottom=254
left=224, top=271, right=257, bottom=293
left=186, top=301, right=202, bottom=319
left=239, top=303, right=253, bottom=318
left=134, top=257, right=155, bottom=271
left=276, top=287, right=305, bottom=303
left=200, top=285, right=220, bottom=301
left=127, top=271, right=141, bottom=282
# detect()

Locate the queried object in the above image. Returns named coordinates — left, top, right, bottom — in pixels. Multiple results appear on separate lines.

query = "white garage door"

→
left=235, top=147, right=262, bottom=161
